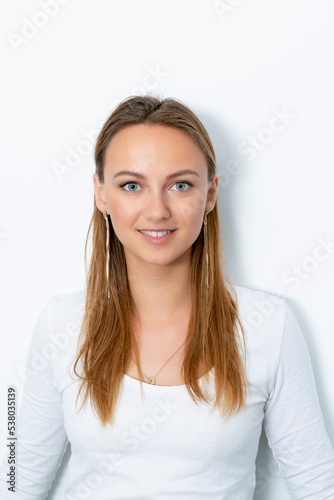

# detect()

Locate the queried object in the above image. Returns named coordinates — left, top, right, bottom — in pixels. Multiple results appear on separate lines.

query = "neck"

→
left=126, top=252, right=192, bottom=326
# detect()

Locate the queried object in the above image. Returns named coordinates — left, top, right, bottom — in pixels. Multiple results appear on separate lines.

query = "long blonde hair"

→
left=71, top=95, right=250, bottom=426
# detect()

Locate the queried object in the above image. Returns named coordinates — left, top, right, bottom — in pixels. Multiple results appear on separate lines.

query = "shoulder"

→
left=47, top=287, right=87, bottom=354
left=48, top=287, right=86, bottom=329
left=231, top=284, right=288, bottom=334
left=33, top=287, right=87, bottom=360
left=24, top=288, right=87, bottom=390
left=29, top=288, right=86, bottom=348
left=230, top=284, right=291, bottom=391
left=40, top=288, right=87, bottom=391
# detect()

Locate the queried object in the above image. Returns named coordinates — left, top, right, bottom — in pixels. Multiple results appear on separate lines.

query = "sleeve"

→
left=262, top=303, right=334, bottom=499
left=0, top=297, right=69, bottom=500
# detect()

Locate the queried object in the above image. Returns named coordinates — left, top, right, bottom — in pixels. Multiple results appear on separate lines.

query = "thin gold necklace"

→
left=132, top=340, right=187, bottom=385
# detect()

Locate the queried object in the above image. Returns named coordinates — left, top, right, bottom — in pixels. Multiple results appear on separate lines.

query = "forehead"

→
left=104, top=123, right=207, bottom=169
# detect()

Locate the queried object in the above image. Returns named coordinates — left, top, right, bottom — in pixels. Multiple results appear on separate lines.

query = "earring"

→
left=203, top=211, right=209, bottom=289
left=103, top=212, right=111, bottom=298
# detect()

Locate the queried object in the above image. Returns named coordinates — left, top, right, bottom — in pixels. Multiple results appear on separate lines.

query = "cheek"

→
left=177, top=192, right=207, bottom=221
left=108, top=193, right=134, bottom=219
left=108, top=196, right=141, bottom=241
left=107, top=190, right=207, bottom=228
left=107, top=197, right=128, bottom=235
left=188, top=219, right=205, bottom=245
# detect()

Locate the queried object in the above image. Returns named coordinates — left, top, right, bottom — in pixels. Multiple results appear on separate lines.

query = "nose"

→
left=144, top=190, right=171, bottom=221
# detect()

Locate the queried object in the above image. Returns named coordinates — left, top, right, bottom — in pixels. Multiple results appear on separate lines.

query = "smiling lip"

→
left=138, top=229, right=176, bottom=244
left=138, top=229, right=176, bottom=232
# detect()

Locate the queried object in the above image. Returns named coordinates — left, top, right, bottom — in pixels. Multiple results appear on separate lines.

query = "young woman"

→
left=0, top=95, right=333, bottom=499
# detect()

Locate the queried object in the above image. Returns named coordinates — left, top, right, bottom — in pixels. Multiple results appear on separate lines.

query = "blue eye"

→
left=120, top=182, right=140, bottom=192
left=171, top=181, right=193, bottom=191
left=119, top=181, right=194, bottom=192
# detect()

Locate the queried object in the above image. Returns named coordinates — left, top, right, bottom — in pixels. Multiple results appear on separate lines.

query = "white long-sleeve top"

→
left=0, top=285, right=334, bottom=499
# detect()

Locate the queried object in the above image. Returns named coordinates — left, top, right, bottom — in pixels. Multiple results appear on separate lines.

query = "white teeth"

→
left=140, top=230, right=171, bottom=237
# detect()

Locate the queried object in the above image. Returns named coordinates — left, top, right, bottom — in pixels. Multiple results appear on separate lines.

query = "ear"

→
left=205, top=173, right=219, bottom=213
left=93, top=173, right=109, bottom=213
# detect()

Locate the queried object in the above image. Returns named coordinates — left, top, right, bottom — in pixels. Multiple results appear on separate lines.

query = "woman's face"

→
left=93, top=123, right=218, bottom=268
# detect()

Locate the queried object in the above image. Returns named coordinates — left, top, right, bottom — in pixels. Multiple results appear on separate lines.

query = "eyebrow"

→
left=112, top=169, right=200, bottom=180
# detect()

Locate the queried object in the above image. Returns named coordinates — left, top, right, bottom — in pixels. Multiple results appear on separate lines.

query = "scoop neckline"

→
left=122, top=368, right=214, bottom=390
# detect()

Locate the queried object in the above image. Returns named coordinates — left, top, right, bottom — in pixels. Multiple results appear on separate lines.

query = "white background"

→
left=0, top=1, right=333, bottom=498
